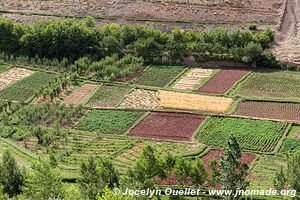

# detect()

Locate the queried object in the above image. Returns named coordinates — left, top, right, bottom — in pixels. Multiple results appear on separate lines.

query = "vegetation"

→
left=75, top=110, right=144, bottom=134
left=196, top=117, right=288, bottom=152
left=133, top=65, right=184, bottom=87
left=87, top=85, right=131, bottom=108
left=0, top=72, right=57, bottom=102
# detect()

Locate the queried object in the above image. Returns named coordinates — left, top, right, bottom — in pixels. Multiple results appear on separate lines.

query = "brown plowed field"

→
left=129, top=112, right=205, bottom=141
left=235, top=101, right=300, bottom=122
left=0, top=0, right=284, bottom=25
left=63, top=84, right=97, bottom=105
left=198, top=68, right=250, bottom=94
left=0, top=68, right=33, bottom=89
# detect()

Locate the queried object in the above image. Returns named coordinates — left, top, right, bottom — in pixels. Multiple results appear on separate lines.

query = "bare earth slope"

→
left=273, top=0, right=300, bottom=65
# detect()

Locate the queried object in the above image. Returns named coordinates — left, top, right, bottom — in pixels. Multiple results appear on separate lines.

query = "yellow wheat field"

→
left=158, top=90, right=233, bottom=114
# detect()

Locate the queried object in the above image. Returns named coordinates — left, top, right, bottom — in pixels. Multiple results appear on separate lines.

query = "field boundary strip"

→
left=165, top=67, right=190, bottom=89
left=129, top=65, right=152, bottom=84
left=272, top=123, right=293, bottom=154
left=124, top=111, right=151, bottom=135
left=193, top=68, right=220, bottom=91
left=226, top=70, right=254, bottom=96
left=83, top=84, right=103, bottom=107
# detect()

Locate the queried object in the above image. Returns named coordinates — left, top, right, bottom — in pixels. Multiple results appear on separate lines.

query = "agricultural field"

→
left=0, top=71, right=57, bottom=102
left=159, top=90, right=233, bottom=114
left=195, top=117, right=288, bottom=152
left=198, top=68, right=250, bottom=94
left=0, top=63, right=10, bottom=72
left=248, top=154, right=287, bottom=190
left=235, top=101, right=300, bottom=122
left=119, top=89, right=161, bottom=110
left=129, top=112, right=206, bottom=141
left=172, top=68, right=215, bottom=90
left=87, top=84, right=131, bottom=108
left=133, top=66, right=184, bottom=87
left=0, top=68, right=33, bottom=90
left=233, top=70, right=300, bottom=100
left=75, top=109, right=145, bottom=134
left=63, top=84, right=98, bottom=105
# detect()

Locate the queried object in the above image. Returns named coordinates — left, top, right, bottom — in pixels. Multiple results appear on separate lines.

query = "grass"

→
left=0, top=71, right=57, bottom=102
left=134, top=65, right=184, bottom=87
left=87, top=85, right=131, bottom=108
left=195, top=117, right=288, bottom=152
left=248, top=154, right=287, bottom=190
left=288, top=125, right=300, bottom=138
left=233, top=70, right=300, bottom=100
left=0, top=62, right=10, bottom=72
left=280, top=138, right=300, bottom=153
left=75, top=109, right=145, bottom=134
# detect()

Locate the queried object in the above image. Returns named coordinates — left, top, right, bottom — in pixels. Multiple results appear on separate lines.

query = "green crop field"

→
left=280, top=138, right=300, bottom=153
left=248, top=154, right=287, bottom=190
left=87, top=85, right=131, bottom=108
left=75, top=109, right=145, bottom=134
left=0, top=72, right=57, bottom=102
left=233, top=70, right=300, bottom=100
left=133, top=65, right=184, bottom=87
left=195, top=117, right=288, bottom=152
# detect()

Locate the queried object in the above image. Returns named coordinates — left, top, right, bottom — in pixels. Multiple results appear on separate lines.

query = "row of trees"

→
left=0, top=136, right=264, bottom=200
left=0, top=17, right=277, bottom=67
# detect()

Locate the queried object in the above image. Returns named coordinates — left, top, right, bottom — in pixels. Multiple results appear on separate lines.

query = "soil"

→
left=129, top=112, right=206, bottom=141
left=0, top=68, right=33, bottom=89
left=119, top=89, right=161, bottom=109
left=198, top=68, right=250, bottom=94
left=173, top=68, right=214, bottom=90
left=0, top=0, right=283, bottom=25
left=116, top=66, right=146, bottom=82
left=63, top=84, right=97, bottom=105
left=273, top=0, right=300, bottom=65
left=235, top=101, right=300, bottom=122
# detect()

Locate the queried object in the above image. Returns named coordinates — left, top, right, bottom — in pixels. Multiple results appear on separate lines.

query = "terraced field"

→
left=64, top=84, right=98, bottom=105
left=173, top=68, right=214, bottom=90
left=0, top=71, right=57, bottom=102
left=133, top=66, right=184, bottom=87
left=75, top=109, right=145, bottom=134
left=0, top=68, right=33, bottom=89
left=129, top=112, right=206, bottom=141
left=196, top=117, right=288, bottom=152
left=87, top=85, right=131, bottom=108
left=233, top=70, right=300, bottom=100
left=235, top=101, right=300, bottom=122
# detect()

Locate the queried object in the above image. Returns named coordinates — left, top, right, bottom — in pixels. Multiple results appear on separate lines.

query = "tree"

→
left=173, top=157, right=192, bottom=185
left=218, top=135, right=249, bottom=200
left=288, top=149, right=300, bottom=191
left=273, top=167, right=287, bottom=191
left=190, top=159, right=207, bottom=187
left=80, top=157, right=119, bottom=200
left=23, top=157, right=65, bottom=200
left=97, top=187, right=135, bottom=200
left=0, top=150, right=24, bottom=197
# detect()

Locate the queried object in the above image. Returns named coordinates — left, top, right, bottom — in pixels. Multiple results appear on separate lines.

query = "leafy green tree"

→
left=0, top=150, right=24, bottom=197
left=80, top=157, right=119, bottom=200
left=190, top=159, right=207, bottom=187
left=23, top=157, right=65, bottom=200
left=218, top=135, right=249, bottom=200
left=288, top=149, right=300, bottom=191
left=173, top=157, right=192, bottom=185
left=273, top=167, right=287, bottom=191
left=97, top=187, right=135, bottom=200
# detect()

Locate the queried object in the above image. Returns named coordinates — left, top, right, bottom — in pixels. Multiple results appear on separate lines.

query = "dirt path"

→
left=273, top=0, right=300, bottom=65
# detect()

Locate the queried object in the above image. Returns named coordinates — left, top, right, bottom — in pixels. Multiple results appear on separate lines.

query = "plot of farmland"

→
left=248, top=154, right=287, bottom=190
left=133, top=66, right=184, bottom=87
left=87, top=85, right=131, bottom=108
left=198, top=68, right=250, bottom=94
left=235, top=101, right=300, bottom=122
left=129, top=112, right=205, bottom=141
left=196, top=117, right=288, bottom=152
left=119, top=89, right=161, bottom=110
left=0, top=68, right=33, bottom=90
left=173, top=68, right=214, bottom=90
left=233, top=70, right=300, bottom=100
left=159, top=90, right=233, bottom=114
left=64, top=84, right=98, bottom=105
left=0, top=72, right=57, bottom=102
left=76, top=109, right=145, bottom=134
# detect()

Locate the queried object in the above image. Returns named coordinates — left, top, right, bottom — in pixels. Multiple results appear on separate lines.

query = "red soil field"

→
left=198, top=68, right=251, bottom=94
left=235, top=101, right=300, bottom=122
left=129, top=112, right=205, bottom=141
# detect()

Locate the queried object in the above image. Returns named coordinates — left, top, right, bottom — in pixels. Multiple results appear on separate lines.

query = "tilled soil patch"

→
left=198, top=68, right=250, bottom=94
left=129, top=112, right=205, bottom=141
left=0, top=68, right=33, bottom=89
left=63, top=84, right=97, bottom=105
left=235, top=101, right=300, bottom=122
left=119, top=89, right=161, bottom=109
